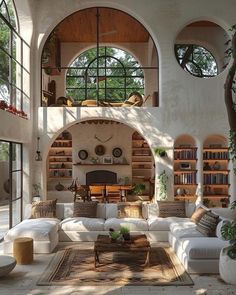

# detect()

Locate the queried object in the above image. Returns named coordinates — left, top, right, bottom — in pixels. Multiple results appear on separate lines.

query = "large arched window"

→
left=66, top=47, right=144, bottom=103
left=0, top=0, right=30, bottom=117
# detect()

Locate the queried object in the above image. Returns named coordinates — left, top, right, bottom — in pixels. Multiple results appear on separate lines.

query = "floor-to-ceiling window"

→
left=0, top=140, right=22, bottom=240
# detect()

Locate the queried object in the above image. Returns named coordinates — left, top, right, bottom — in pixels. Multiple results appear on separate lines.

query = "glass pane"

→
left=22, top=42, right=30, bottom=71
left=12, top=170, right=21, bottom=200
left=22, top=94, right=30, bottom=117
left=12, top=198, right=21, bottom=227
left=0, top=140, right=10, bottom=239
left=23, top=68, right=30, bottom=96
left=0, top=17, right=10, bottom=52
left=12, top=58, right=21, bottom=88
left=0, top=78, right=10, bottom=103
left=11, top=86, right=21, bottom=110
left=12, top=32, right=21, bottom=63
left=12, top=142, right=21, bottom=170
left=0, top=48, right=10, bottom=81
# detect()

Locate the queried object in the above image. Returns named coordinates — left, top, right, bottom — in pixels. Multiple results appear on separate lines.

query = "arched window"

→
left=175, top=44, right=218, bottom=78
left=66, top=47, right=144, bottom=103
left=0, top=0, right=30, bottom=117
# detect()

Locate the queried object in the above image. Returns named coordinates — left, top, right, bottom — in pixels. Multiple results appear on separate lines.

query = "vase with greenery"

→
left=158, top=170, right=168, bottom=200
left=120, top=226, right=130, bottom=241
left=154, top=147, right=167, bottom=158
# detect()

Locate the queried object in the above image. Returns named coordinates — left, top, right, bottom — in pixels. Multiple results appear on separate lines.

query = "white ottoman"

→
left=0, top=255, right=16, bottom=277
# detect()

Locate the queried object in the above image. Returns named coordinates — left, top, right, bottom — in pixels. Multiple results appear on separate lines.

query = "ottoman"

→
left=13, top=237, right=33, bottom=264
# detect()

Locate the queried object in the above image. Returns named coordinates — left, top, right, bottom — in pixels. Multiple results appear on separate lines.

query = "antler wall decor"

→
left=94, top=135, right=113, bottom=143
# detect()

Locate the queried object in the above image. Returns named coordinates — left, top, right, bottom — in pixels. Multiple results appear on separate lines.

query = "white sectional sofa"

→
left=3, top=202, right=235, bottom=274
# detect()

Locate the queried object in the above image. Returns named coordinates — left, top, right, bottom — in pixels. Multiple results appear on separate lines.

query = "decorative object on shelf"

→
left=158, top=170, right=168, bottom=200
left=119, top=226, right=131, bottom=241
left=55, top=182, right=65, bottom=191
left=78, top=149, right=88, bottom=160
left=176, top=187, right=185, bottom=196
left=90, top=157, right=99, bottom=164
left=203, top=162, right=211, bottom=171
left=213, top=161, right=221, bottom=170
left=154, top=147, right=167, bottom=157
left=102, top=156, right=112, bottom=164
left=95, top=145, right=105, bottom=156
left=180, top=162, right=191, bottom=170
left=94, top=134, right=113, bottom=143
left=122, top=157, right=128, bottom=164
left=35, top=137, right=42, bottom=161
left=112, top=147, right=122, bottom=158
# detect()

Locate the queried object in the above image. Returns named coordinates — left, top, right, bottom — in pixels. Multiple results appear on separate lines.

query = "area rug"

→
left=37, top=247, right=194, bottom=286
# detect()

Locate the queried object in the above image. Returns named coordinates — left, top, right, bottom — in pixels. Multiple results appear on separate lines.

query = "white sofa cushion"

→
left=148, top=217, right=190, bottom=231
left=105, top=204, right=118, bottom=219
left=170, top=221, right=204, bottom=239
left=104, top=218, right=148, bottom=231
left=60, top=217, right=105, bottom=231
left=4, top=218, right=60, bottom=241
left=180, top=237, right=229, bottom=260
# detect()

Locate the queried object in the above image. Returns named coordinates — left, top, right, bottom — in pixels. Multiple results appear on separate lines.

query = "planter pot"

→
left=219, top=246, right=236, bottom=285
left=123, top=233, right=131, bottom=241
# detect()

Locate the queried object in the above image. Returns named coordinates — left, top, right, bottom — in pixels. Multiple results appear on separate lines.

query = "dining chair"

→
left=105, top=185, right=122, bottom=203
left=89, top=185, right=106, bottom=203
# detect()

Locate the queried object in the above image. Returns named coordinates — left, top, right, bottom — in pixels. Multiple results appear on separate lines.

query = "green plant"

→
left=110, top=231, right=121, bottom=240
left=221, top=201, right=236, bottom=259
left=131, top=183, right=145, bottom=195
left=154, top=147, right=167, bottom=157
left=158, top=170, right=168, bottom=200
left=119, top=226, right=130, bottom=235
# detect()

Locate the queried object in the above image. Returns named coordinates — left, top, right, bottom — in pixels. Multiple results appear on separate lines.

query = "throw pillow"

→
left=30, top=199, right=57, bottom=218
left=191, top=207, right=208, bottom=223
left=196, top=211, right=219, bottom=237
left=157, top=201, right=186, bottom=218
left=117, top=202, right=143, bottom=218
left=73, top=201, right=97, bottom=218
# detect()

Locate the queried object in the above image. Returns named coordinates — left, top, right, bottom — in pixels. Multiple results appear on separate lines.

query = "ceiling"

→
left=55, top=7, right=150, bottom=43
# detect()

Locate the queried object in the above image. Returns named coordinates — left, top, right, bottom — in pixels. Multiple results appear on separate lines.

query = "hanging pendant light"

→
left=35, top=136, right=42, bottom=161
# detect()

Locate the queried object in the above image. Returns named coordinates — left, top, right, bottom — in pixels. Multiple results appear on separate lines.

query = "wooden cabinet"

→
left=131, top=132, right=154, bottom=195
left=203, top=147, right=230, bottom=207
left=47, top=131, right=72, bottom=190
left=174, top=146, right=198, bottom=200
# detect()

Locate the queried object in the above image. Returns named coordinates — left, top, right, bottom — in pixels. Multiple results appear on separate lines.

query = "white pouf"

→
left=219, top=247, right=236, bottom=285
left=0, top=255, right=16, bottom=277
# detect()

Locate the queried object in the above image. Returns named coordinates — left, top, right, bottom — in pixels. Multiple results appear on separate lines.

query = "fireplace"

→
left=86, top=170, right=117, bottom=185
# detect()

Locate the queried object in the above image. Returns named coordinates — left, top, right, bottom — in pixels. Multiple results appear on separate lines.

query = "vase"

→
left=123, top=233, right=131, bottom=241
left=219, top=246, right=236, bottom=285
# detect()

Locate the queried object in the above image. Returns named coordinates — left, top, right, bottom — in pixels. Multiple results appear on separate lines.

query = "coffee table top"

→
left=95, top=234, right=150, bottom=251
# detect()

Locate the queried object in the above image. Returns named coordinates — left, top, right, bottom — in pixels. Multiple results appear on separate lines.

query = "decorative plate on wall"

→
left=112, top=147, right=123, bottom=158
left=95, top=145, right=105, bottom=156
left=78, top=149, right=88, bottom=160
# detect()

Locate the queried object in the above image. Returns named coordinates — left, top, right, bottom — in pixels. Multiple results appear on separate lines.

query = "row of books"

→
left=174, top=173, right=196, bottom=185
left=174, top=150, right=197, bottom=160
left=203, top=174, right=229, bottom=185
left=203, top=151, right=229, bottom=160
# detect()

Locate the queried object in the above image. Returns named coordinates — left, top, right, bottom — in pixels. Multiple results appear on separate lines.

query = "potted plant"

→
left=32, top=183, right=41, bottom=201
left=131, top=183, right=145, bottom=196
left=120, top=226, right=130, bottom=241
left=154, top=147, right=167, bottom=157
left=157, top=170, right=168, bottom=200
left=219, top=201, right=236, bottom=284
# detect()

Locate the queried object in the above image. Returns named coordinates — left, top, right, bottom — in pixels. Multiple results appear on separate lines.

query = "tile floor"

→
left=0, top=242, right=236, bottom=295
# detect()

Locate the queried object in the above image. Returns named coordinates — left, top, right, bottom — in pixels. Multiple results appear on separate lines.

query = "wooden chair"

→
left=105, top=185, right=122, bottom=203
left=89, top=185, right=105, bottom=203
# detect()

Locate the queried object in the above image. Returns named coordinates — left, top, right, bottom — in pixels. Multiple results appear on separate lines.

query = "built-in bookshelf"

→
left=174, top=136, right=198, bottom=200
left=203, top=145, right=230, bottom=207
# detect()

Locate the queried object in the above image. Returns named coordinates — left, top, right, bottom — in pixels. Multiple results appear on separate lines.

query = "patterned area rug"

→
left=37, top=246, right=194, bottom=286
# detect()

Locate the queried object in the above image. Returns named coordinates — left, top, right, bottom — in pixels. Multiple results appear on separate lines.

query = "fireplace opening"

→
left=86, top=170, right=117, bottom=185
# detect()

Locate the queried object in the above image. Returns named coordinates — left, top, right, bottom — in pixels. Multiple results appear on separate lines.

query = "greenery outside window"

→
left=175, top=44, right=218, bottom=78
left=0, top=0, right=30, bottom=117
left=66, top=47, right=144, bottom=103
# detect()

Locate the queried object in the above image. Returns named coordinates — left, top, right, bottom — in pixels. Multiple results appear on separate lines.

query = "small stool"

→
left=13, top=237, right=33, bottom=264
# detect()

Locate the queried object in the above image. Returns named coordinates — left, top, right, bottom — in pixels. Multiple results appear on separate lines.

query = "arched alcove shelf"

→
left=173, top=135, right=198, bottom=200
left=202, top=135, right=230, bottom=208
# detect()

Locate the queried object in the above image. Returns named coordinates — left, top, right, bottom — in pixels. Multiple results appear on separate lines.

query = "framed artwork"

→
left=95, top=145, right=105, bottom=156
left=103, top=156, right=113, bottom=164
left=78, top=149, right=88, bottom=160
left=112, top=147, right=122, bottom=158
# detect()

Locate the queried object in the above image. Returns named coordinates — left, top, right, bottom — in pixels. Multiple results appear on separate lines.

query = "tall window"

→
left=66, top=47, right=144, bottom=103
left=0, top=140, right=22, bottom=240
left=0, top=0, right=30, bottom=116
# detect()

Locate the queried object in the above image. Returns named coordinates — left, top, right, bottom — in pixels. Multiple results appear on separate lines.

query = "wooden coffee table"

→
left=94, top=234, right=150, bottom=269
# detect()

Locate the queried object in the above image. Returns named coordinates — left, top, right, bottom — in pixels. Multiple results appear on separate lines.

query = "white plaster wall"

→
left=8, top=0, right=236, bottom=202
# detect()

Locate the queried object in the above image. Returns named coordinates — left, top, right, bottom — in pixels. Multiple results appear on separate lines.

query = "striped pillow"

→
left=30, top=199, right=57, bottom=218
left=157, top=201, right=186, bottom=217
left=196, top=211, right=219, bottom=237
